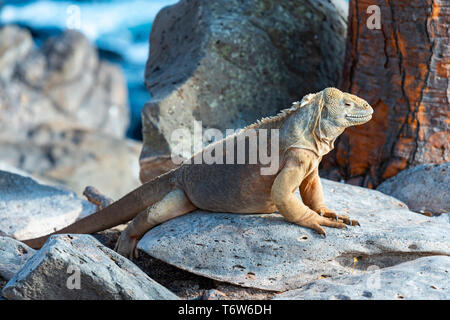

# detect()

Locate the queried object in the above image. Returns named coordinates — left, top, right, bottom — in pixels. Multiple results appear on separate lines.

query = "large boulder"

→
left=140, top=0, right=348, bottom=181
left=0, top=170, right=96, bottom=240
left=273, top=256, right=450, bottom=300
left=0, top=25, right=129, bottom=139
left=0, top=125, right=142, bottom=199
left=0, top=25, right=139, bottom=199
left=377, top=163, right=450, bottom=215
left=322, top=0, right=449, bottom=187
left=0, top=237, right=35, bottom=281
left=138, top=179, right=450, bottom=291
left=2, top=235, right=178, bottom=300
left=0, top=25, right=33, bottom=80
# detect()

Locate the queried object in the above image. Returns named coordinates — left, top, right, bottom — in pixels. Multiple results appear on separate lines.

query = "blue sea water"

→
left=0, top=0, right=179, bottom=140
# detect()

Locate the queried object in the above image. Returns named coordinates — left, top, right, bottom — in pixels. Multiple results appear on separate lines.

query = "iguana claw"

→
left=351, top=220, right=360, bottom=227
left=316, top=207, right=359, bottom=227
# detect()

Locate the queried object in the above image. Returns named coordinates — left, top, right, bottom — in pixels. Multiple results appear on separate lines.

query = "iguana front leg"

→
left=271, top=153, right=346, bottom=235
left=300, top=168, right=359, bottom=226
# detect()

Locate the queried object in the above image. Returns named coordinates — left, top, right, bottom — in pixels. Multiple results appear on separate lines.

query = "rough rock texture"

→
left=435, top=213, right=449, bottom=224
left=377, top=163, right=449, bottom=215
left=0, top=24, right=33, bottom=80
left=0, top=170, right=96, bottom=240
left=2, top=234, right=179, bottom=300
left=0, top=25, right=129, bottom=139
left=322, top=0, right=449, bottom=187
left=138, top=179, right=450, bottom=291
left=0, top=25, right=139, bottom=199
left=0, top=237, right=35, bottom=281
left=140, top=0, right=348, bottom=181
left=0, top=125, right=142, bottom=200
left=273, top=256, right=450, bottom=300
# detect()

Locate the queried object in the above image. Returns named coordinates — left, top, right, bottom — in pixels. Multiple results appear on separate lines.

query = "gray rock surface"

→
left=0, top=170, right=96, bottom=240
left=435, top=213, right=449, bottom=224
left=140, top=0, right=348, bottom=181
left=138, top=179, right=450, bottom=291
left=0, top=25, right=139, bottom=199
left=2, top=234, right=179, bottom=300
left=0, top=26, right=129, bottom=139
left=0, top=25, right=33, bottom=80
left=0, top=237, right=35, bottom=281
left=377, top=163, right=450, bottom=215
left=273, top=256, right=450, bottom=300
left=0, top=126, right=142, bottom=200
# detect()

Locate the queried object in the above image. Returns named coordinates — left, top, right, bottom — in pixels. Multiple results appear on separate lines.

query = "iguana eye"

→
left=345, top=102, right=352, bottom=107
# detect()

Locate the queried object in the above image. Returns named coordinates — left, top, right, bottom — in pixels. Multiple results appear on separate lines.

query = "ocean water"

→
left=0, top=0, right=179, bottom=140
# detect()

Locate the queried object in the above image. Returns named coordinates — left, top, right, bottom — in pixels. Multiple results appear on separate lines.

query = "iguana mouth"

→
left=345, top=113, right=372, bottom=120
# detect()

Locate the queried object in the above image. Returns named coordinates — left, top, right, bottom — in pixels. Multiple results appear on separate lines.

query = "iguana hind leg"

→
left=115, top=188, right=196, bottom=259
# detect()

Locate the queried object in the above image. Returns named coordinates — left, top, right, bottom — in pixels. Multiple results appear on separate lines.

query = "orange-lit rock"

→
left=322, top=0, right=449, bottom=187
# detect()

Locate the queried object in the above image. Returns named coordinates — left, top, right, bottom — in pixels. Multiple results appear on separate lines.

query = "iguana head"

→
left=280, top=87, right=373, bottom=157
left=321, top=87, right=373, bottom=128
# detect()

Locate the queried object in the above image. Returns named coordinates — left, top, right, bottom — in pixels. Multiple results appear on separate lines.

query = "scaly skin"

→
left=24, top=88, right=373, bottom=258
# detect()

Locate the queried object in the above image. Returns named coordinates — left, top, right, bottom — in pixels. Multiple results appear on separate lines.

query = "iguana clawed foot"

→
left=305, top=214, right=347, bottom=236
left=114, top=230, right=139, bottom=259
left=83, top=186, right=114, bottom=210
left=316, top=207, right=360, bottom=227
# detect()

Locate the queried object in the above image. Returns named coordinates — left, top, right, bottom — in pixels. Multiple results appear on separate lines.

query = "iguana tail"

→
left=23, top=170, right=176, bottom=249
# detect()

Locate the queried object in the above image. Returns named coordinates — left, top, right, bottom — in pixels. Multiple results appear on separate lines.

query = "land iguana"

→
left=24, top=87, right=373, bottom=258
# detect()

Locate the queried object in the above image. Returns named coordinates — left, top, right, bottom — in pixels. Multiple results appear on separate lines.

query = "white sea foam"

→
left=1, top=0, right=178, bottom=63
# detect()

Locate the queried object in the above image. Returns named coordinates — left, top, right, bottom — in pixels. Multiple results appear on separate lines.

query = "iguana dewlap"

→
left=24, top=88, right=373, bottom=258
